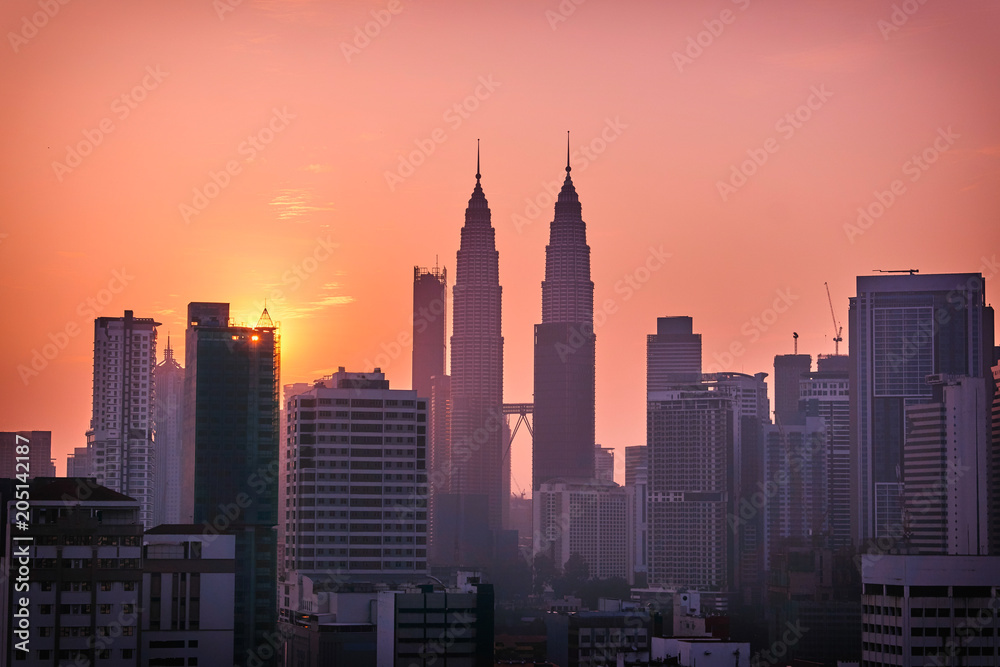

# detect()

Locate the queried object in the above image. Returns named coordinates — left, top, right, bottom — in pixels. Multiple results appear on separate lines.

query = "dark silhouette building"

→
left=773, top=354, right=811, bottom=425
left=646, top=316, right=702, bottom=390
left=412, top=264, right=447, bottom=401
left=532, top=139, right=596, bottom=490
left=182, top=302, right=279, bottom=666
left=441, top=148, right=504, bottom=566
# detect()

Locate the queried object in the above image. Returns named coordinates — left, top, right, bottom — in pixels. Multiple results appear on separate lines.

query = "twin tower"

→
left=431, top=138, right=596, bottom=566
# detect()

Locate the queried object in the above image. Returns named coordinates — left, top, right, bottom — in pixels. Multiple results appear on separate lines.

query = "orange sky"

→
left=2, top=0, right=998, bottom=492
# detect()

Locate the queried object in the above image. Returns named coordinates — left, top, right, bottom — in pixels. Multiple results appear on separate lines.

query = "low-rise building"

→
left=142, top=525, right=236, bottom=666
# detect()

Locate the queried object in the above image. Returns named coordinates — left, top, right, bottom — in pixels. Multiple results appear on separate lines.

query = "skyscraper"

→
left=800, top=356, right=851, bottom=549
left=443, top=147, right=504, bottom=564
left=773, top=353, right=811, bottom=425
left=412, top=264, right=450, bottom=565
left=849, top=273, right=994, bottom=545
left=153, top=336, right=184, bottom=526
left=88, top=310, right=160, bottom=529
left=412, top=264, right=447, bottom=401
left=533, top=137, right=596, bottom=490
left=708, top=371, right=769, bottom=604
left=183, top=302, right=279, bottom=665
left=647, top=389, right=735, bottom=590
left=647, top=316, right=702, bottom=391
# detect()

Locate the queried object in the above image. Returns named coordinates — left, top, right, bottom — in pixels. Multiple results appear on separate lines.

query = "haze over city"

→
left=2, top=0, right=998, bottom=495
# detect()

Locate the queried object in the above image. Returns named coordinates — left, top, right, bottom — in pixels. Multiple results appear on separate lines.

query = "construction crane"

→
left=824, top=282, right=843, bottom=355
left=792, top=331, right=799, bottom=354
left=874, top=268, right=919, bottom=275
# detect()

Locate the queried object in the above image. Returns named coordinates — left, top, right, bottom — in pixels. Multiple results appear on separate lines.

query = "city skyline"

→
left=3, top=0, right=1000, bottom=495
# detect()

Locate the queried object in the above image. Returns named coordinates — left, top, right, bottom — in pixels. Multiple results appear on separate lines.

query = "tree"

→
left=533, top=553, right=560, bottom=595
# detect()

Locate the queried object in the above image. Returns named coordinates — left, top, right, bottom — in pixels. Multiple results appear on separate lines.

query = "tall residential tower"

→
left=88, top=310, right=160, bottom=529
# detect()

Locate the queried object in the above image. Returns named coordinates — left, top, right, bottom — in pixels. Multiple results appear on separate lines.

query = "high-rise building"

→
left=800, top=356, right=851, bottom=549
left=153, top=337, right=183, bottom=527
left=773, top=354, right=811, bottom=425
left=428, top=373, right=451, bottom=564
left=647, top=316, right=702, bottom=391
left=903, top=374, right=989, bottom=555
left=533, top=141, right=596, bottom=490
left=624, top=445, right=647, bottom=488
left=412, top=264, right=447, bottom=401
left=66, top=446, right=92, bottom=477
left=647, top=389, right=735, bottom=590
left=861, top=554, right=1000, bottom=666
left=533, top=478, right=629, bottom=581
left=142, top=526, right=236, bottom=666
left=709, top=371, right=769, bottom=605
left=2, top=477, right=143, bottom=666
left=991, top=355, right=1000, bottom=556
left=624, top=445, right=649, bottom=585
left=763, top=417, right=828, bottom=568
left=412, top=263, right=451, bottom=569
left=279, top=382, right=311, bottom=580
left=849, top=273, right=994, bottom=545
left=445, top=148, right=504, bottom=564
left=183, top=302, right=279, bottom=665
left=0, top=431, right=55, bottom=479
left=281, top=368, right=428, bottom=582
left=88, top=310, right=160, bottom=529
left=594, top=445, right=614, bottom=482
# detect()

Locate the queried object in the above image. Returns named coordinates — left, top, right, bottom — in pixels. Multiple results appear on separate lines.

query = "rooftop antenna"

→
left=793, top=331, right=799, bottom=355
left=566, top=130, right=571, bottom=173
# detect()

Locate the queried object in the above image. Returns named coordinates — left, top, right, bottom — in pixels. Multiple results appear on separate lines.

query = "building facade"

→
left=800, top=358, right=851, bottom=550
left=861, top=554, right=1000, bottom=666
left=849, top=273, right=994, bottom=545
left=183, top=302, right=280, bottom=665
left=903, top=374, right=990, bottom=555
left=3, top=478, right=143, bottom=666
left=376, top=576, right=494, bottom=667
left=773, top=354, right=811, bottom=425
left=647, top=316, right=702, bottom=390
left=282, top=368, right=428, bottom=580
left=647, top=389, right=735, bottom=590
left=533, top=478, right=629, bottom=581
left=0, top=431, right=55, bottom=479
left=88, top=310, right=160, bottom=529
left=412, top=265, right=447, bottom=402
left=142, top=526, right=236, bottom=666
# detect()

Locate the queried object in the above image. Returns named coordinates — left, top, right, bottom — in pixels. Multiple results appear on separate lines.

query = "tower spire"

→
left=476, top=138, right=481, bottom=181
left=566, top=130, right=571, bottom=173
